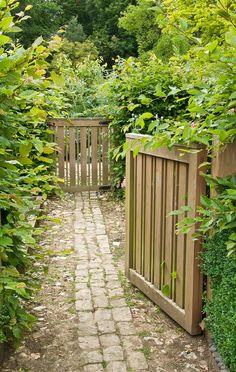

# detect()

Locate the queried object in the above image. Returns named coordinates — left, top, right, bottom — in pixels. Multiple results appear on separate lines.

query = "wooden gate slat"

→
left=69, top=127, right=76, bottom=186
left=102, top=126, right=109, bottom=185
left=176, top=163, right=188, bottom=308
left=57, top=126, right=65, bottom=180
left=87, top=128, right=91, bottom=187
left=76, top=127, right=80, bottom=185
left=153, top=157, right=163, bottom=290
left=125, top=151, right=135, bottom=275
left=98, top=127, right=102, bottom=185
left=150, top=157, right=156, bottom=283
left=141, top=155, right=146, bottom=277
left=136, top=154, right=143, bottom=274
left=92, top=127, right=98, bottom=185
left=164, top=160, right=174, bottom=298
left=133, top=157, right=137, bottom=271
left=144, top=155, right=152, bottom=282
left=65, top=127, right=69, bottom=186
left=80, top=127, right=87, bottom=186
left=161, top=159, right=167, bottom=288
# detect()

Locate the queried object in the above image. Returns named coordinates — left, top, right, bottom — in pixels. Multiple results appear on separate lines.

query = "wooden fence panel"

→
left=50, top=118, right=110, bottom=192
left=126, top=133, right=206, bottom=335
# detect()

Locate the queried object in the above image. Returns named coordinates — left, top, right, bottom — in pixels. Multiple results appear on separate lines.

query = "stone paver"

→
left=74, top=193, right=148, bottom=371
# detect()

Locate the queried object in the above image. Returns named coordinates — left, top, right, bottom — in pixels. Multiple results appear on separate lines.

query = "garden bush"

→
left=0, top=1, right=66, bottom=345
left=99, top=56, right=189, bottom=187
left=51, top=52, right=106, bottom=117
left=202, top=231, right=236, bottom=371
left=105, top=0, right=236, bottom=187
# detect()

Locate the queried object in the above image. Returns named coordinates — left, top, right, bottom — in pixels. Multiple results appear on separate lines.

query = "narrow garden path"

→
left=2, top=193, right=215, bottom=372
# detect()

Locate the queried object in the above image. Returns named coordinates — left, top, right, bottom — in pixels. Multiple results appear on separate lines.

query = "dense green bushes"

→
left=99, top=56, right=189, bottom=186
left=51, top=53, right=105, bottom=117
left=202, top=232, right=236, bottom=371
left=0, top=1, right=65, bottom=345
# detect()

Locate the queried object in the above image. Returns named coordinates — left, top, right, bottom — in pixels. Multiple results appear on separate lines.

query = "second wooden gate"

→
left=126, top=133, right=207, bottom=335
left=50, top=118, right=110, bottom=192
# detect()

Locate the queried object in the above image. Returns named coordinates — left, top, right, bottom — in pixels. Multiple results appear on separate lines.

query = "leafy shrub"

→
left=51, top=53, right=106, bottom=117
left=154, top=34, right=190, bottom=61
left=174, top=174, right=236, bottom=255
left=0, top=1, right=66, bottom=345
left=64, top=17, right=86, bottom=43
left=57, top=38, right=99, bottom=65
left=202, top=232, right=236, bottom=371
left=99, top=56, right=189, bottom=186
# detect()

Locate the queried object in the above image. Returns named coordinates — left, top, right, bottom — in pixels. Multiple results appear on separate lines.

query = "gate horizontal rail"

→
left=125, top=133, right=207, bottom=335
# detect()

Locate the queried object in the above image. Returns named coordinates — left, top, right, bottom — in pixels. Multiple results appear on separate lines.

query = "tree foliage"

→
left=77, top=0, right=138, bottom=64
left=119, top=0, right=161, bottom=54
left=17, top=0, right=138, bottom=64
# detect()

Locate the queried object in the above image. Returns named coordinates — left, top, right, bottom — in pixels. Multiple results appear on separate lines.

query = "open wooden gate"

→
left=50, top=118, right=110, bottom=192
left=125, top=133, right=207, bottom=335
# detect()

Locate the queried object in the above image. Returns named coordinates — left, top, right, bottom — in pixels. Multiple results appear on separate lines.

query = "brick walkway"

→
left=74, top=193, right=148, bottom=372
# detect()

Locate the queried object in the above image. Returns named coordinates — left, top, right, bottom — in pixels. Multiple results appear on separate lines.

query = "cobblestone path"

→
left=75, top=193, right=148, bottom=372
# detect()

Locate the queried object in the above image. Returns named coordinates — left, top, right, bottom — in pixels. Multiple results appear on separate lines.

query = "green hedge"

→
left=202, top=231, right=236, bottom=371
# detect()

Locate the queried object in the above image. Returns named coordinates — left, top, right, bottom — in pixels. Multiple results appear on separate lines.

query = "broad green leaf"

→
left=155, top=85, right=166, bottom=98
left=162, top=284, right=170, bottom=297
left=32, top=36, right=43, bottom=48
left=43, top=146, right=54, bottom=154
left=19, top=142, right=32, bottom=157
left=32, top=138, right=44, bottom=154
left=206, top=40, right=218, bottom=53
left=51, top=71, right=65, bottom=87
left=140, top=112, right=153, bottom=120
left=0, top=236, right=13, bottom=246
left=1, top=267, right=20, bottom=278
left=25, top=4, right=33, bottom=11
left=225, top=28, right=236, bottom=47
left=0, top=35, right=11, bottom=46
left=0, top=16, right=13, bottom=31
left=18, top=157, right=33, bottom=165
left=37, top=156, right=53, bottom=164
